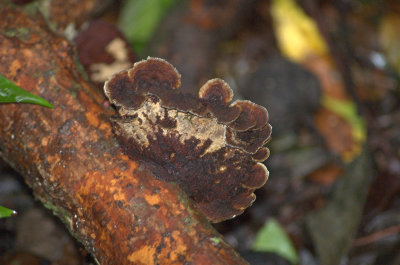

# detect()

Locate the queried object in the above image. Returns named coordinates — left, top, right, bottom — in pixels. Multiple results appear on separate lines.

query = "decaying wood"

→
left=0, top=4, right=248, bottom=265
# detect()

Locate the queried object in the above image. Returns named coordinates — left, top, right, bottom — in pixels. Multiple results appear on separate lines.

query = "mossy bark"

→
left=0, top=4, right=247, bottom=265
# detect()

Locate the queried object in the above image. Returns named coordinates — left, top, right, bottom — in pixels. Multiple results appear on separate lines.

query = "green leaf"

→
left=0, top=74, right=53, bottom=108
left=0, top=206, right=17, bottom=218
left=118, top=0, right=178, bottom=52
left=252, top=219, right=299, bottom=264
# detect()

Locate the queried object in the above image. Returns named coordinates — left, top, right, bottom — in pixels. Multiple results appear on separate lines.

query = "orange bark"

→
left=0, top=4, right=247, bottom=265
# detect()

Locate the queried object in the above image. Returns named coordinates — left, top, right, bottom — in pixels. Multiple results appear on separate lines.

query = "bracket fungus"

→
left=104, top=57, right=272, bottom=222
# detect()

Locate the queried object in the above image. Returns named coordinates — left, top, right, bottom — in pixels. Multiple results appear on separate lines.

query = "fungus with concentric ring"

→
left=104, top=57, right=272, bottom=222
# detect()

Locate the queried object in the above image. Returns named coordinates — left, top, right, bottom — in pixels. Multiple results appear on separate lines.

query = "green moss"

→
left=69, top=90, right=77, bottom=99
left=2, top=27, right=30, bottom=41
left=22, top=2, right=39, bottom=16
left=43, top=201, right=72, bottom=223
left=210, top=237, right=222, bottom=245
left=74, top=54, right=89, bottom=82
left=72, top=82, right=81, bottom=90
left=182, top=217, right=191, bottom=225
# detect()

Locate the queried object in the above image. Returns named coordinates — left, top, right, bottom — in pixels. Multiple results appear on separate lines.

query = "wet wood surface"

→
left=0, top=4, right=247, bottom=265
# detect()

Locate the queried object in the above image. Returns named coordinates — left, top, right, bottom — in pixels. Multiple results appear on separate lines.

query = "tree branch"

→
left=0, top=4, right=247, bottom=264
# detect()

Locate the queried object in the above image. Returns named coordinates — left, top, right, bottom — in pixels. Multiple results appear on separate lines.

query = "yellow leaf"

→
left=380, top=14, right=400, bottom=74
left=322, top=95, right=366, bottom=162
left=271, top=0, right=328, bottom=62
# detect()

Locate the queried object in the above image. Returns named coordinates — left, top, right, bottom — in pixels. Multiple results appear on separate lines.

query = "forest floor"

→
left=1, top=0, right=400, bottom=264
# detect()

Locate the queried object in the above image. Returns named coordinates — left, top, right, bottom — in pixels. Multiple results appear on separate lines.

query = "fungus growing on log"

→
left=74, top=19, right=136, bottom=90
left=104, top=57, right=272, bottom=222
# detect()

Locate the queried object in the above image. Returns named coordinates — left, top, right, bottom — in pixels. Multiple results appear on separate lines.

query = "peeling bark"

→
left=0, top=4, right=247, bottom=265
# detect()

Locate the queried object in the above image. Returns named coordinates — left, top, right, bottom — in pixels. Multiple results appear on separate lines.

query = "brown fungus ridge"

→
left=228, top=100, right=269, bottom=131
left=104, top=71, right=145, bottom=109
left=225, top=123, right=272, bottom=154
left=252, top=147, right=271, bottom=162
left=198, top=79, right=241, bottom=123
left=104, top=57, right=272, bottom=222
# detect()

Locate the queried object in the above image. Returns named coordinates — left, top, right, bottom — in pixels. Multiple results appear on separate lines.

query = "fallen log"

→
left=0, top=4, right=249, bottom=264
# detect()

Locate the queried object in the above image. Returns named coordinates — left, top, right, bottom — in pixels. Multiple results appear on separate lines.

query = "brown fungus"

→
left=228, top=100, right=269, bottom=131
left=104, top=57, right=272, bottom=222
left=225, top=123, right=272, bottom=154
left=252, top=147, right=271, bottom=162
left=199, top=79, right=241, bottom=123
left=74, top=19, right=136, bottom=90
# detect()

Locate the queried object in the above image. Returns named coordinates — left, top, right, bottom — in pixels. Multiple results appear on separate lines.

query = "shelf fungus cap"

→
left=104, top=57, right=272, bottom=222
